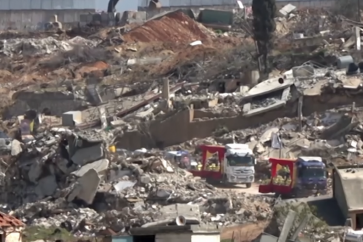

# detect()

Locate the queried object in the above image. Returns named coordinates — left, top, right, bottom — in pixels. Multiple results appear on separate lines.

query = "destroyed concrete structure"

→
left=0, top=4, right=363, bottom=241
left=333, top=165, right=363, bottom=230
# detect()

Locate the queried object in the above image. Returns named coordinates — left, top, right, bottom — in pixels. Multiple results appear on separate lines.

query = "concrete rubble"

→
left=0, top=4, right=362, bottom=241
left=0, top=126, right=274, bottom=235
left=0, top=37, right=98, bottom=57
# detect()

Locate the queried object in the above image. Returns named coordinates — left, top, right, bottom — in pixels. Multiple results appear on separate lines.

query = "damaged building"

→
left=333, top=166, right=363, bottom=230
left=0, top=212, right=24, bottom=242
left=1, top=4, right=363, bottom=241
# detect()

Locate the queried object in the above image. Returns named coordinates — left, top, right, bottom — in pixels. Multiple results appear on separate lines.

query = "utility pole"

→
left=298, top=96, right=303, bottom=131
left=162, top=78, right=171, bottom=110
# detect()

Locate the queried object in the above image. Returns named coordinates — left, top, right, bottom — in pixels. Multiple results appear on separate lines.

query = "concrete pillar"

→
left=53, top=15, right=58, bottom=22
left=356, top=26, right=361, bottom=50
left=244, top=70, right=260, bottom=87
left=162, top=78, right=170, bottom=100
left=251, top=70, right=260, bottom=84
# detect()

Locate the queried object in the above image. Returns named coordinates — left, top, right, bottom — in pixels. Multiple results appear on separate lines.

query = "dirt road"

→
left=216, top=183, right=271, bottom=195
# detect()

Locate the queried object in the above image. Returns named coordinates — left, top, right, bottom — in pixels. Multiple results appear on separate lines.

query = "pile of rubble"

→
left=0, top=125, right=273, bottom=235
left=0, top=36, right=98, bottom=57
left=0, top=5, right=362, bottom=241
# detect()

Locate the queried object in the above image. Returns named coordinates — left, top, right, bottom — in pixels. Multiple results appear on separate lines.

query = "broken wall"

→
left=5, top=91, right=86, bottom=118
left=292, top=36, right=324, bottom=48
left=117, top=103, right=295, bottom=150
left=117, top=91, right=363, bottom=150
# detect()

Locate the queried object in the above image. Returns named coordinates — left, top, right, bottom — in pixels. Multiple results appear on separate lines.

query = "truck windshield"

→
left=226, top=155, right=254, bottom=166
left=302, top=167, right=325, bottom=178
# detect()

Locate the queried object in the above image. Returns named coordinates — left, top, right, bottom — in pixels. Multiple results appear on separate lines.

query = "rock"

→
left=11, top=139, right=22, bottom=156
left=28, top=160, right=43, bottom=183
left=139, top=174, right=151, bottom=184
left=71, top=159, right=109, bottom=177
left=71, top=143, right=104, bottom=166
left=76, top=169, right=101, bottom=204
left=35, top=175, right=58, bottom=198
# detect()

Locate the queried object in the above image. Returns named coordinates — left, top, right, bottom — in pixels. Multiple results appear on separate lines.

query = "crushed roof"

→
left=0, top=212, right=25, bottom=227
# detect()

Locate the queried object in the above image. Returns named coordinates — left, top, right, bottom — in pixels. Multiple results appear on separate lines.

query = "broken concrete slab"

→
left=71, top=159, right=109, bottom=177
left=281, top=87, right=291, bottom=101
left=160, top=204, right=201, bottom=219
left=11, top=139, right=22, bottom=156
left=135, top=107, right=154, bottom=119
left=35, top=175, right=58, bottom=198
left=160, top=158, right=174, bottom=173
left=279, top=4, right=296, bottom=17
left=28, top=160, right=43, bottom=183
left=292, top=65, right=315, bottom=78
left=243, top=101, right=286, bottom=117
left=68, top=169, right=100, bottom=204
left=71, top=143, right=104, bottom=166
left=341, top=76, right=361, bottom=89
left=111, top=119, right=127, bottom=128
left=321, top=114, right=354, bottom=139
left=114, top=180, right=137, bottom=192
left=244, top=78, right=294, bottom=99
left=56, top=158, right=74, bottom=174
left=62, top=111, right=83, bottom=126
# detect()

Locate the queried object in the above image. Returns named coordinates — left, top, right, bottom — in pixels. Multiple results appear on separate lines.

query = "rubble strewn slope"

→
left=0, top=5, right=360, bottom=241
left=2, top=128, right=274, bottom=234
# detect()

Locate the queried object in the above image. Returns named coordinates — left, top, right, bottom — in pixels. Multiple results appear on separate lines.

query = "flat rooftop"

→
left=336, top=167, right=363, bottom=211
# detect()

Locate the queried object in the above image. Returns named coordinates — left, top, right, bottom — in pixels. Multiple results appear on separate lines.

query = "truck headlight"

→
left=249, top=176, right=254, bottom=180
left=230, top=176, right=236, bottom=180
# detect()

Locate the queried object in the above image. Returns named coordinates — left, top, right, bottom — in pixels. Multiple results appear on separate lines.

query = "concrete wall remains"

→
left=5, top=91, right=87, bottom=118
left=333, top=171, right=348, bottom=218
left=0, top=9, right=94, bottom=30
left=116, top=92, right=363, bottom=151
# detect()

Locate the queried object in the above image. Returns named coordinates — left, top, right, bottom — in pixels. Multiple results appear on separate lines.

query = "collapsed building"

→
left=0, top=4, right=363, bottom=241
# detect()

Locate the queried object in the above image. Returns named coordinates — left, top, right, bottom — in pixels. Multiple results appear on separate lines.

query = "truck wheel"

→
left=246, top=183, right=252, bottom=188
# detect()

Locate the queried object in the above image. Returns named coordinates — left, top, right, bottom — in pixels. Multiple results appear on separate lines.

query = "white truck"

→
left=222, top=143, right=256, bottom=187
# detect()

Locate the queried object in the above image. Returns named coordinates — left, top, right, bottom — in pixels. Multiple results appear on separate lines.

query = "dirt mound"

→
left=152, top=45, right=218, bottom=76
left=76, top=61, right=109, bottom=78
left=123, top=11, right=212, bottom=43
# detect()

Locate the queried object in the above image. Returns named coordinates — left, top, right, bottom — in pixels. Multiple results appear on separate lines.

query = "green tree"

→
left=252, top=0, right=276, bottom=73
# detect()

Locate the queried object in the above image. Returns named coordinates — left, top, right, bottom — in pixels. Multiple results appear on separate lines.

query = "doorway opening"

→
left=134, top=235, right=155, bottom=242
left=356, top=213, right=363, bottom=230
